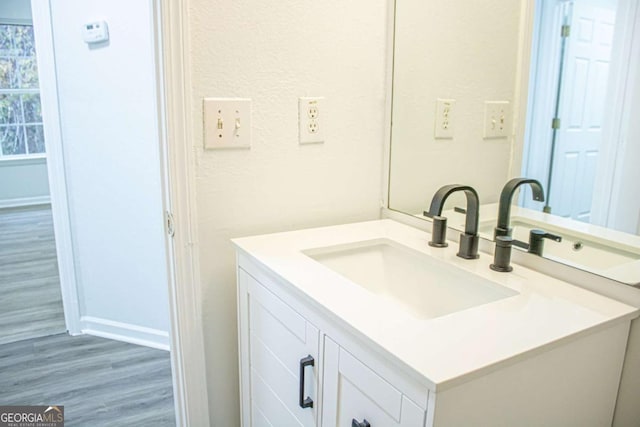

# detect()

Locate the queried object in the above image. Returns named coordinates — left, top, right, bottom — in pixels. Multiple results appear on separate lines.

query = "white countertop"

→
left=232, top=219, right=639, bottom=391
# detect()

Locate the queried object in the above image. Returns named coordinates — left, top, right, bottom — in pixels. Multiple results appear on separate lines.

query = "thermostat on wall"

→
left=82, top=21, right=109, bottom=44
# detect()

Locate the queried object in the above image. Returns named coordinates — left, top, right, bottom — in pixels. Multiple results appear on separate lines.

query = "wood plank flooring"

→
left=0, top=333, right=176, bottom=426
left=0, top=206, right=66, bottom=344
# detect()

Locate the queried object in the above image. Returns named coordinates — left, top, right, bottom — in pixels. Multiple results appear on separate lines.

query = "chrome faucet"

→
left=495, top=178, right=545, bottom=239
left=425, top=184, right=480, bottom=259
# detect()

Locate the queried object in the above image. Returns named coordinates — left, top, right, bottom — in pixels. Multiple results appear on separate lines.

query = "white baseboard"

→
left=80, top=316, right=170, bottom=351
left=0, top=196, right=51, bottom=209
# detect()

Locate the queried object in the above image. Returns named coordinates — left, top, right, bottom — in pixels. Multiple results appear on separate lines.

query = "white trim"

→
left=511, top=0, right=537, bottom=180
left=0, top=88, right=40, bottom=95
left=0, top=195, right=50, bottom=209
left=157, top=0, right=211, bottom=425
left=0, top=154, right=47, bottom=165
left=520, top=0, right=564, bottom=193
left=381, top=0, right=396, bottom=212
left=81, top=316, right=170, bottom=351
left=0, top=18, right=32, bottom=26
left=30, top=0, right=82, bottom=335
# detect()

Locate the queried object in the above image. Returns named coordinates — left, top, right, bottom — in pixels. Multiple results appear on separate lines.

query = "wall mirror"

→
left=388, top=0, right=640, bottom=285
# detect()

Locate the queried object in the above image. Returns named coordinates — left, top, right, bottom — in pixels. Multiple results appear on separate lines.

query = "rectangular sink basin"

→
left=478, top=219, right=640, bottom=271
left=303, top=239, right=517, bottom=320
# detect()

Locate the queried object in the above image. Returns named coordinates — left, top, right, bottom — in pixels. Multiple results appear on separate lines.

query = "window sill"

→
left=0, top=154, right=47, bottom=166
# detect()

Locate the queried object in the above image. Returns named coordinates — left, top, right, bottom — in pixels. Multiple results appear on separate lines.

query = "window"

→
left=0, top=23, right=44, bottom=158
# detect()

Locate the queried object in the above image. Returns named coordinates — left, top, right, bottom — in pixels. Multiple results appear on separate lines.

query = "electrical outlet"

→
left=203, top=98, right=251, bottom=149
left=483, top=101, right=510, bottom=139
left=435, top=98, right=455, bottom=139
left=299, top=97, right=324, bottom=144
left=308, top=105, right=319, bottom=119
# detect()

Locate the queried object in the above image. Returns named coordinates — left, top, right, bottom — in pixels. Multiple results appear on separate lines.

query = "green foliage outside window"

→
left=0, top=24, right=45, bottom=157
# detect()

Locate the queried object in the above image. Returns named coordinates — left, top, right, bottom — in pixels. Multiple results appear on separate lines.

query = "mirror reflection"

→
left=388, top=0, right=640, bottom=284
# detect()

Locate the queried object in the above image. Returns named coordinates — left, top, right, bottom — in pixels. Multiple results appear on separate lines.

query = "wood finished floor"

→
left=0, top=333, right=176, bottom=426
left=1, top=206, right=175, bottom=425
left=0, top=206, right=66, bottom=345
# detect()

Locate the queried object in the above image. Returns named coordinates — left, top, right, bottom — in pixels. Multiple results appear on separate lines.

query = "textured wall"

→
left=389, top=0, right=523, bottom=214
left=188, top=0, right=388, bottom=423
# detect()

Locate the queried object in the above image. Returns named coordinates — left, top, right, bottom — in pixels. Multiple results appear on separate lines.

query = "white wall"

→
left=608, top=4, right=640, bottom=235
left=389, top=0, right=523, bottom=214
left=0, top=158, right=49, bottom=207
left=611, top=54, right=640, bottom=234
left=0, top=1, right=50, bottom=208
left=188, top=0, right=389, bottom=423
left=0, top=0, right=31, bottom=23
left=48, top=0, right=170, bottom=347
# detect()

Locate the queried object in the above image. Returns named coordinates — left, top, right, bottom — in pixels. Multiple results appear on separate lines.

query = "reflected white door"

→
left=550, top=0, right=616, bottom=221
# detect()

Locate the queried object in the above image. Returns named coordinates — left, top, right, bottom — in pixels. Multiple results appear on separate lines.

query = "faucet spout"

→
left=427, top=184, right=480, bottom=259
left=495, top=178, right=545, bottom=238
left=428, top=184, right=479, bottom=236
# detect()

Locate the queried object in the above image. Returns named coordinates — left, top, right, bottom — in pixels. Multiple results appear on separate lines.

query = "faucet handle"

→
left=534, top=230, right=562, bottom=242
left=528, top=229, right=562, bottom=256
left=426, top=214, right=448, bottom=248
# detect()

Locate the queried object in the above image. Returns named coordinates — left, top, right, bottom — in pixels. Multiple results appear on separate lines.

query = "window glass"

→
left=0, top=23, right=44, bottom=157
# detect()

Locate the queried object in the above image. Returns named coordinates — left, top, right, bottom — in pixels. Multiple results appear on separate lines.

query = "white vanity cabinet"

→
left=234, top=220, right=639, bottom=427
left=237, top=264, right=429, bottom=427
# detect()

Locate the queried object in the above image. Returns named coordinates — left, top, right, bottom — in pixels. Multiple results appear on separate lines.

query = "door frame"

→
left=520, top=0, right=568, bottom=209
left=31, top=0, right=82, bottom=336
left=31, top=0, right=211, bottom=425
left=155, top=0, right=211, bottom=424
left=520, top=0, right=638, bottom=224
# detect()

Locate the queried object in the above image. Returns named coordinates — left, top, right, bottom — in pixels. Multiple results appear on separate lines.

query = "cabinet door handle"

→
left=352, top=419, right=371, bottom=427
left=299, top=355, right=314, bottom=409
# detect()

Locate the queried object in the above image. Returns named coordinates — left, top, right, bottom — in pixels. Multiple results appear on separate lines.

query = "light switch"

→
left=203, top=98, right=251, bottom=149
left=483, top=101, right=510, bottom=139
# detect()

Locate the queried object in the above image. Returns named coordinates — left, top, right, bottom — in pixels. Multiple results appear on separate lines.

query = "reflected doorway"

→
left=522, top=0, right=618, bottom=223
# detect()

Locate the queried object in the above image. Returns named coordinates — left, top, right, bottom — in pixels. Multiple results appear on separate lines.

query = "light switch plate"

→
left=483, top=101, right=510, bottom=139
left=299, top=97, right=325, bottom=144
left=435, top=98, right=455, bottom=139
left=203, top=98, right=251, bottom=149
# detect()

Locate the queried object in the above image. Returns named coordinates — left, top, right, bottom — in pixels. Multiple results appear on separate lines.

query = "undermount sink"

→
left=477, top=218, right=640, bottom=271
left=303, top=239, right=517, bottom=320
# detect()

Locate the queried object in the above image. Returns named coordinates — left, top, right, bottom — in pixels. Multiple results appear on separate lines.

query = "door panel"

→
left=551, top=0, right=616, bottom=220
left=322, top=337, right=426, bottom=427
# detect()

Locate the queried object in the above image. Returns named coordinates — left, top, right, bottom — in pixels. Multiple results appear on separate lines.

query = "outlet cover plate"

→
left=204, top=98, right=251, bottom=149
left=299, top=97, right=325, bottom=144
left=435, top=98, right=455, bottom=139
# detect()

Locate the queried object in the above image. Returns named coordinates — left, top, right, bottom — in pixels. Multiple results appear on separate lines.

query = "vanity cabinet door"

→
left=239, top=270, right=320, bottom=427
left=321, top=337, right=426, bottom=427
